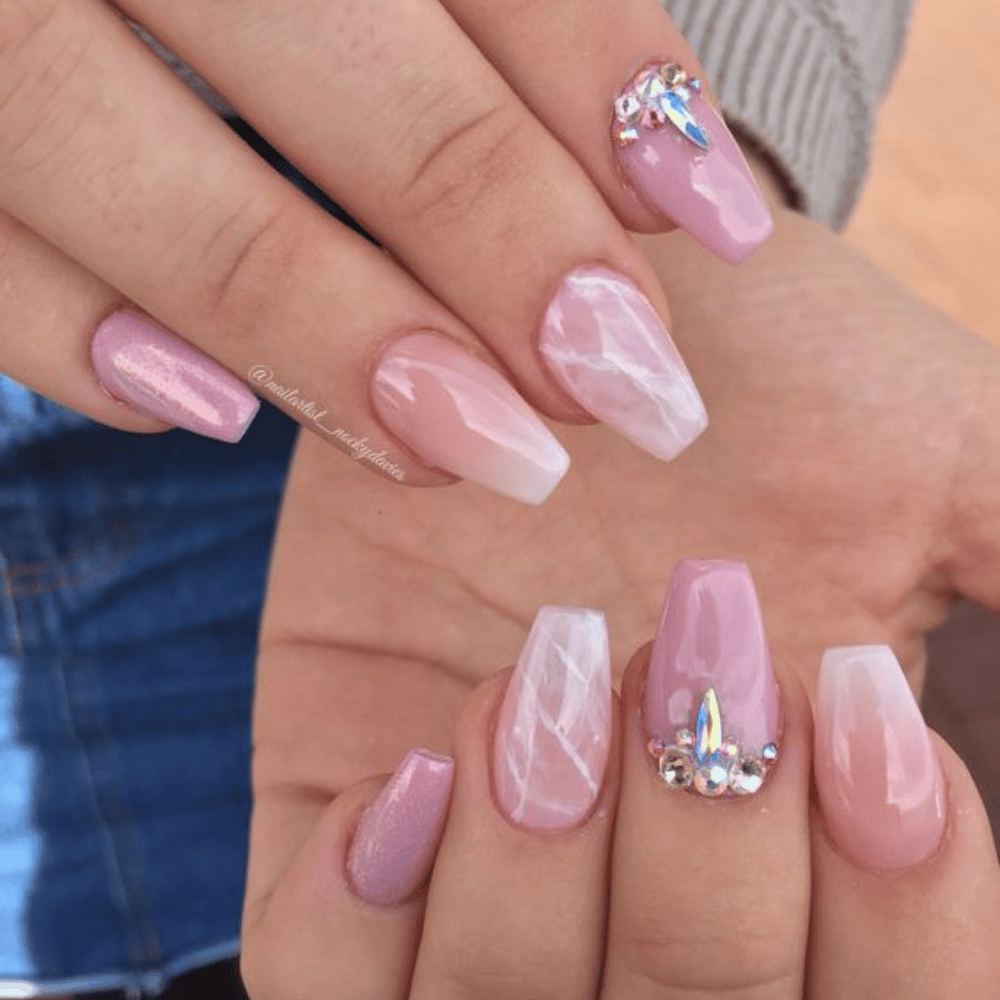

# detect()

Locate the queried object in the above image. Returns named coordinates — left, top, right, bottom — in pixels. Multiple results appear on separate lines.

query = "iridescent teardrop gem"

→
left=659, top=90, right=710, bottom=151
left=695, top=687, right=723, bottom=762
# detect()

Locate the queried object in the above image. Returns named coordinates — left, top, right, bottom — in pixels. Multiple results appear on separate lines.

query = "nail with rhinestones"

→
left=347, top=749, right=455, bottom=906
left=612, top=62, right=773, bottom=264
left=539, top=266, right=707, bottom=462
left=815, top=646, right=946, bottom=872
left=644, top=560, right=780, bottom=797
left=91, top=310, right=260, bottom=442
left=493, top=606, right=612, bottom=830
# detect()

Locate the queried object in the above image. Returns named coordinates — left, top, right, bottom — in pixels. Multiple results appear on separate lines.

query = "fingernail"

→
left=645, top=559, right=780, bottom=797
left=816, top=646, right=947, bottom=873
left=372, top=332, right=569, bottom=505
left=91, top=310, right=259, bottom=442
left=493, top=606, right=612, bottom=830
left=612, top=62, right=773, bottom=264
left=347, top=749, right=455, bottom=906
left=539, top=266, right=707, bottom=462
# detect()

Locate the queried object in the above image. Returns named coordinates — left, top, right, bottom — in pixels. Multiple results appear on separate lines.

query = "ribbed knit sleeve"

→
left=662, top=0, right=914, bottom=228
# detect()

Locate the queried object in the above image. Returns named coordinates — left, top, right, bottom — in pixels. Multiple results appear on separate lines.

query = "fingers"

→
left=108, top=0, right=711, bottom=463
left=0, top=0, right=570, bottom=502
left=409, top=607, right=617, bottom=1000
left=242, top=752, right=455, bottom=1000
left=602, top=560, right=812, bottom=999
left=809, top=645, right=1000, bottom=997
left=442, top=0, right=772, bottom=257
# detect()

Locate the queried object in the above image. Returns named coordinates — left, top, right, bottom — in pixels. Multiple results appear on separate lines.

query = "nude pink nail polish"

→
left=816, top=646, right=947, bottom=873
left=371, top=333, right=569, bottom=505
left=347, top=749, right=455, bottom=906
left=645, top=560, right=779, bottom=796
left=612, top=63, right=773, bottom=264
left=493, top=607, right=612, bottom=830
left=540, top=266, right=707, bottom=462
left=91, top=310, right=259, bottom=442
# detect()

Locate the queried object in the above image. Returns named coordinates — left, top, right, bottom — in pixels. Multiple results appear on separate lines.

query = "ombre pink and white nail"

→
left=612, top=62, right=773, bottom=264
left=493, top=606, right=612, bottom=831
left=540, top=266, right=707, bottom=462
left=372, top=332, right=569, bottom=506
left=91, top=310, right=259, bottom=443
left=816, top=645, right=947, bottom=873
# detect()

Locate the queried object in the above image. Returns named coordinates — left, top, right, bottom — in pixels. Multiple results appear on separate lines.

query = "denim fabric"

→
left=0, top=385, right=297, bottom=997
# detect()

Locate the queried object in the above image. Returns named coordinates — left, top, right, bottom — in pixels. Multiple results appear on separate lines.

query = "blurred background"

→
left=847, top=0, right=1000, bottom=848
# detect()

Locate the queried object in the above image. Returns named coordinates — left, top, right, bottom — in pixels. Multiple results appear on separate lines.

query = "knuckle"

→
left=396, top=97, right=530, bottom=229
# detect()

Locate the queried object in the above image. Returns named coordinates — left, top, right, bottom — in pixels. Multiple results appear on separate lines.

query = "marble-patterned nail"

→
left=612, top=62, right=773, bottom=264
left=816, top=646, right=947, bottom=873
left=493, top=606, right=612, bottom=830
left=91, top=310, right=259, bottom=442
left=539, top=266, right=707, bottom=462
left=347, top=749, right=455, bottom=906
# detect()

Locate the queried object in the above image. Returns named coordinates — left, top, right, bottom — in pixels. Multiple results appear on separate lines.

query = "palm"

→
left=252, top=208, right=1000, bottom=813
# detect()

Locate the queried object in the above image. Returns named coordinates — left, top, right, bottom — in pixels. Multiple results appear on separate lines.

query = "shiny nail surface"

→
left=816, top=646, right=946, bottom=873
left=347, top=749, right=455, bottom=906
left=540, top=266, right=707, bottom=462
left=372, top=333, right=569, bottom=505
left=613, top=63, right=773, bottom=264
left=493, top=606, right=612, bottom=830
left=91, top=310, right=259, bottom=442
left=645, top=560, right=779, bottom=796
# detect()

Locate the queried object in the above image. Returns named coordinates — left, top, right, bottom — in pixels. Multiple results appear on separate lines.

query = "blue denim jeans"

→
left=0, top=380, right=297, bottom=997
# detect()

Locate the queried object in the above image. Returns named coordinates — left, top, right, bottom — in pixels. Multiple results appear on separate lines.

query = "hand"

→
left=242, top=589, right=1000, bottom=998
left=243, top=195, right=1000, bottom=988
left=0, top=1, right=771, bottom=501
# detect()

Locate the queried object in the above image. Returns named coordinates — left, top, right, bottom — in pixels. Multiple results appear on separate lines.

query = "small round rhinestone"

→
left=730, top=756, right=766, bottom=795
left=614, top=92, right=643, bottom=125
left=693, top=761, right=730, bottom=797
left=634, top=68, right=668, bottom=102
left=723, top=739, right=741, bottom=758
left=659, top=747, right=694, bottom=788
left=762, top=743, right=779, bottom=763
left=661, top=63, right=688, bottom=87
left=614, top=124, right=641, bottom=146
left=675, top=728, right=694, bottom=749
left=647, top=736, right=667, bottom=757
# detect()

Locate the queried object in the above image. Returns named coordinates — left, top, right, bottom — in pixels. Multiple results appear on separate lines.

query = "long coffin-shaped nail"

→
left=612, top=62, right=773, bottom=264
left=815, top=646, right=946, bottom=873
left=91, top=310, right=260, bottom=442
left=493, top=606, right=612, bottom=830
left=644, top=559, right=780, bottom=796
left=539, top=266, right=707, bottom=462
left=372, top=332, right=569, bottom=505
left=347, top=749, right=455, bottom=906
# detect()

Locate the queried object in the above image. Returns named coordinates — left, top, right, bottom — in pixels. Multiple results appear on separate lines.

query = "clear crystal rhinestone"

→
left=661, top=63, right=687, bottom=87
left=659, top=747, right=694, bottom=788
left=614, top=92, right=643, bottom=125
left=614, top=124, right=641, bottom=146
left=675, top=727, right=694, bottom=749
left=647, top=736, right=667, bottom=757
left=690, top=77, right=703, bottom=91
left=634, top=68, right=667, bottom=103
left=762, top=743, right=779, bottom=762
left=693, top=761, right=730, bottom=797
left=723, top=739, right=740, bottom=758
left=730, top=756, right=765, bottom=795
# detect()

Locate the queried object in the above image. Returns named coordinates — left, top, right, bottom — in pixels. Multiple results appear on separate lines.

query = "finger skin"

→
left=409, top=669, right=621, bottom=1000
left=601, top=644, right=812, bottom=999
left=808, top=734, right=1000, bottom=999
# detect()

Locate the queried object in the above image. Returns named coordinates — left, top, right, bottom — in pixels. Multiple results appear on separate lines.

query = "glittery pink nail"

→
left=91, top=310, right=259, bottom=442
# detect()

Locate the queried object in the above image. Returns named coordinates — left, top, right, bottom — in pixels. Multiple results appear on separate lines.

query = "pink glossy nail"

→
left=612, top=62, right=773, bottom=264
left=816, top=646, right=947, bottom=873
left=645, top=560, right=779, bottom=796
left=540, top=266, right=707, bottom=462
left=372, top=332, right=569, bottom=505
left=91, top=310, right=259, bottom=442
left=493, top=606, right=612, bottom=830
left=347, top=749, right=455, bottom=906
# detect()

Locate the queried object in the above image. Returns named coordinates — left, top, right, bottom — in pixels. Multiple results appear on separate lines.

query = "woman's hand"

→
left=0, top=0, right=771, bottom=501
left=243, top=582, right=999, bottom=998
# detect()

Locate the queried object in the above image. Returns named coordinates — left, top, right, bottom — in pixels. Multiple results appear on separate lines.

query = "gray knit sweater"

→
left=137, top=0, right=913, bottom=230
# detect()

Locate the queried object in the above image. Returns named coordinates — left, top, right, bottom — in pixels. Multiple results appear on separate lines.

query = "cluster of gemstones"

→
left=647, top=687, right=778, bottom=797
left=612, top=61, right=710, bottom=151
